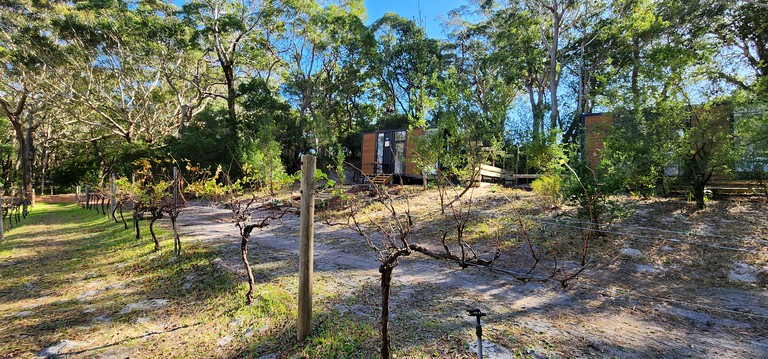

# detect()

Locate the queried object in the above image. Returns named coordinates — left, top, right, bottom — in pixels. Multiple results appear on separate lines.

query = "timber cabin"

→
left=359, top=128, right=535, bottom=187
left=360, top=128, right=427, bottom=183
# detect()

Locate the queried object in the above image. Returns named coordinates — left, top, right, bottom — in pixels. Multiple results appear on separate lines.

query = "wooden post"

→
left=85, top=185, right=90, bottom=209
left=1, top=202, right=4, bottom=241
left=173, top=167, right=179, bottom=204
left=77, top=186, right=81, bottom=206
left=173, top=167, right=180, bottom=256
left=110, top=174, right=116, bottom=216
left=297, top=155, right=316, bottom=341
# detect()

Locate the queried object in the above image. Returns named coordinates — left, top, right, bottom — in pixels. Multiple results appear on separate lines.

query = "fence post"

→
left=1, top=202, right=4, bottom=241
left=297, top=154, right=316, bottom=341
left=77, top=186, right=81, bottom=206
left=173, top=167, right=180, bottom=256
left=110, top=174, right=116, bottom=216
left=173, top=167, right=179, bottom=204
left=85, top=185, right=90, bottom=210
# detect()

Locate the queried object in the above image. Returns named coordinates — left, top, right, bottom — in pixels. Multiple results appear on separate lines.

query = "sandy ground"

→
left=175, top=191, right=768, bottom=358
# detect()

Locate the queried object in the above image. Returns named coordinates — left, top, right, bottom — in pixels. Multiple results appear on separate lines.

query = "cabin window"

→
left=394, top=142, right=405, bottom=174
left=376, top=133, right=384, bottom=173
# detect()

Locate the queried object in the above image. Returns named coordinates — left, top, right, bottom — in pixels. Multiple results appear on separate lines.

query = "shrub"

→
left=531, top=174, right=563, bottom=206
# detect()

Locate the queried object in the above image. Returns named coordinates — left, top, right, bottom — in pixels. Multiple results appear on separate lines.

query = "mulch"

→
left=35, top=194, right=77, bottom=204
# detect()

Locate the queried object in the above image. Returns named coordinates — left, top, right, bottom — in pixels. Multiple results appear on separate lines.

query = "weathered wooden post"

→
left=172, top=167, right=181, bottom=256
left=297, top=154, right=316, bottom=341
left=76, top=186, right=81, bottom=206
left=110, top=174, right=116, bottom=216
left=1, top=202, right=4, bottom=241
left=85, top=185, right=90, bottom=210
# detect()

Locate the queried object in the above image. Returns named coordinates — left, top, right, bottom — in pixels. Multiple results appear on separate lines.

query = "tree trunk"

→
left=544, top=6, right=561, bottom=131
left=119, top=205, right=127, bottom=229
left=179, top=104, right=189, bottom=136
left=111, top=202, right=119, bottom=223
left=631, top=35, right=640, bottom=100
left=379, top=264, right=394, bottom=359
left=526, top=82, right=541, bottom=142
left=21, top=114, right=35, bottom=211
left=241, top=233, right=256, bottom=305
left=693, top=183, right=706, bottom=209
left=150, top=211, right=160, bottom=251
left=134, top=209, right=141, bottom=239
left=227, top=81, right=237, bottom=133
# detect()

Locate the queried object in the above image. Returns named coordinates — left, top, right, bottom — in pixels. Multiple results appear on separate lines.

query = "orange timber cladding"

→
left=361, top=128, right=424, bottom=178
left=582, top=113, right=613, bottom=171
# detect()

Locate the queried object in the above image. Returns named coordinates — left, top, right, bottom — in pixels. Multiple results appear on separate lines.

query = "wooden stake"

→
left=297, top=155, right=316, bottom=341
left=110, top=174, right=116, bottom=217
left=1, top=202, right=4, bottom=241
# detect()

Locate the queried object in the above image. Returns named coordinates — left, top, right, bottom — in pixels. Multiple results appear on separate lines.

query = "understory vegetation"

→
left=2, top=187, right=766, bottom=358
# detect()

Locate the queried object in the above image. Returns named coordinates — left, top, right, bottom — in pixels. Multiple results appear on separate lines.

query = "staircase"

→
left=370, top=173, right=393, bottom=186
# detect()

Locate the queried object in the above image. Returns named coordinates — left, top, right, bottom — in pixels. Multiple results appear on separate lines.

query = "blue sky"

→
left=169, top=1, right=471, bottom=39
left=364, top=0, right=471, bottom=39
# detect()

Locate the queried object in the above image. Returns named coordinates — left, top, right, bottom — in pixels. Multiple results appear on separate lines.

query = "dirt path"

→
left=177, top=203, right=768, bottom=358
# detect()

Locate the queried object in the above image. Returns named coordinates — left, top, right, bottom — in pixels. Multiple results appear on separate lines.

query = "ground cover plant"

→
left=1, top=187, right=767, bottom=358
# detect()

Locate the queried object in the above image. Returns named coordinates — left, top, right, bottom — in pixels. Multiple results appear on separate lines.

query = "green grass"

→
left=0, top=203, right=273, bottom=357
left=0, top=203, right=392, bottom=358
left=0, top=201, right=494, bottom=358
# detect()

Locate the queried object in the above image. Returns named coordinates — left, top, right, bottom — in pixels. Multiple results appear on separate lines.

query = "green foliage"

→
left=298, top=316, right=375, bottom=358
left=564, top=162, right=631, bottom=227
left=185, top=164, right=240, bottom=202
left=598, top=109, right=681, bottom=196
left=241, top=138, right=292, bottom=194
left=732, top=92, right=768, bottom=179
left=167, top=107, right=237, bottom=175
left=240, top=78, right=304, bottom=173
left=531, top=174, right=564, bottom=206
left=525, top=132, right=567, bottom=175
left=370, top=13, right=443, bottom=127
left=328, top=144, right=346, bottom=186
left=313, top=169, right=335, bottom=191
left=410, top=129, right=441, bottom=180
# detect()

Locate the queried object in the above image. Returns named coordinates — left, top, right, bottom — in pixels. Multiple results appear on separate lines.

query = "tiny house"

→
left=360, top=128, right=425, bottom=179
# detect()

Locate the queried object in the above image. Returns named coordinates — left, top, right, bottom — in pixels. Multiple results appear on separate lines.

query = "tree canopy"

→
left=0, top=0, right=765, bottom=201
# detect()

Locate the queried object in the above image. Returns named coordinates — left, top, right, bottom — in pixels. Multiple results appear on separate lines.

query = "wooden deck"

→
left=370, top=173, right=393, bottom=186
left=670, top=179, right=767, bottom=197
left=475, top=164, right=539, bottom=186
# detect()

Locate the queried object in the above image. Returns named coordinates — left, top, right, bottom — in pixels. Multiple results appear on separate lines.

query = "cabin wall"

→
left=405, top=128, right=423, bottom=176
left=361, top=133, right=376, bottom=176
left=360, top=128, right=425, bottom=178
left=583, top=114, right=613, bottom=171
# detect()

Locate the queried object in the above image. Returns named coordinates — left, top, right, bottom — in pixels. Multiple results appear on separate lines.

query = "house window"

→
left=376, top=133, right=384, bottom=173
left=394, top=142, right=405, bottom=174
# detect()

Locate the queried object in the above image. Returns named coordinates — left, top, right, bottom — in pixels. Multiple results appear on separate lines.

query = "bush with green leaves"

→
left=241, top=138, right=294, bottom=194
left=563, top=162, right=631, bottom=231
left=531, top=174, right=564, bottom=206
